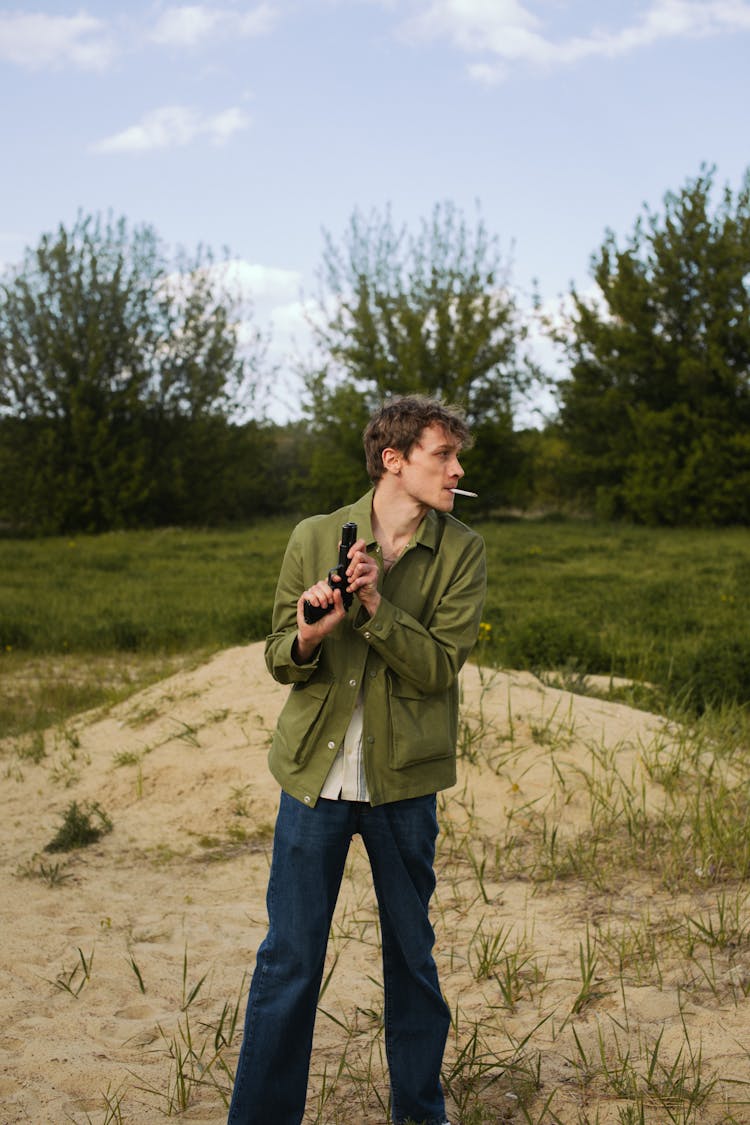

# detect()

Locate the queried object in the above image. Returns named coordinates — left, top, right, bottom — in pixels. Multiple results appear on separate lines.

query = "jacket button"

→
left=367, top=735, right=374, bottom=744
left=304, top=795, right=311, bottom=804
left=369, top=670, right=376, bottom=678
left=349, top=678, right=356, bottom=687
left=364, top=631, right=371, bottom=639
left=327, top=740, right=335, bottom=749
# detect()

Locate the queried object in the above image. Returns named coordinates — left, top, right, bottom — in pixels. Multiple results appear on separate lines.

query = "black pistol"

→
left=303, top=521, right=358, bottom=624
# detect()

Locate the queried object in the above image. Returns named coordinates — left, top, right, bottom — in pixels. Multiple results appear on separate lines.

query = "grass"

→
left=1, top=517, right=750, bottom=742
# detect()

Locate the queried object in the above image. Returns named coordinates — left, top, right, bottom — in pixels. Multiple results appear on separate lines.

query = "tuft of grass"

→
left=44, top=800, right=113, bottom=853
left=50, top=945, right=95, bottom=998
left=16, top=857, right=74, bottom=886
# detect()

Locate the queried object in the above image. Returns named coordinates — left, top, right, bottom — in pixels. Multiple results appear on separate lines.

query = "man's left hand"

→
left=345, top=538, right=381, bottom=617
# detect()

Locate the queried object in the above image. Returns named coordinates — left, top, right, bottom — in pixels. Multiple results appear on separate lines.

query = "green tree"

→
left=301, top=202, right=537, bottom=508
left=555, top=165, right=750, bottom=524
left=0, top=213, right=265, bottom=532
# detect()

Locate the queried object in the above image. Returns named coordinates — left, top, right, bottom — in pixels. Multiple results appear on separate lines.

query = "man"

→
left=228, top=394, right=487, bottom=1125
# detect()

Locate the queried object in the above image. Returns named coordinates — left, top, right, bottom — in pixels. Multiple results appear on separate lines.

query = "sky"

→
left=2, top=0, right=749, bottom=422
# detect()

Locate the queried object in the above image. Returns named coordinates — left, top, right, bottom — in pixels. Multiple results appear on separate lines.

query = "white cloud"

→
left=398, top=0, right=750, bottom=79
left=205, top=258, right=303, bottom=304
left=0, top=12, right=115, bottom=71
left=150, top=5, right=223, bottom=46
left=150, top=3, right=278, bottom=47
left=237, top=4, right=279, bottom=37
left=92, top=104, right=251, bottom=153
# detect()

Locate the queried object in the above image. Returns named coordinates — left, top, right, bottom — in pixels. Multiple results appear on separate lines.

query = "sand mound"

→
left=1, top=644, right=747, bottom=1123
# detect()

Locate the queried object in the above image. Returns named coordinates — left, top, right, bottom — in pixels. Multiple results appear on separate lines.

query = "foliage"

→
left=300, top=202, right=538, bottom=508
left=554, top=164, right=750, bottom=524
left=290, top=377, right=371, bottom=511
left=0, top=213, right=269, bottom=532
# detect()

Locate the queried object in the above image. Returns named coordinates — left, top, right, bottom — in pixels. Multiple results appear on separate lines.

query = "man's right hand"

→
left=293, top=580, right=347, bottom=663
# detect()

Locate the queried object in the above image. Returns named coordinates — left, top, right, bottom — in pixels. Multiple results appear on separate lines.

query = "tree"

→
left=0, top=213, right=265, bottom=532
left=555, top=165, right=750, bottom=524
left=300, top=202, right=537, bottom=510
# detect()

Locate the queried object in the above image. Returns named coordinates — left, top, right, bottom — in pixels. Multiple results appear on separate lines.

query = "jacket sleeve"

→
left=354, top=533, right=487, bottom=694
left=264, top=522, right=321, bottom=685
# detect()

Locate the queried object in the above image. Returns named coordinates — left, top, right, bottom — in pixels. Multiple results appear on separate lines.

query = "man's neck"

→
left=371, top=480, right=427, bottom=547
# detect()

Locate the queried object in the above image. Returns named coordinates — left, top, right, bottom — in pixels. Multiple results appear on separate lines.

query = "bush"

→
left=673, top=637, right=750, bottom=712
left=503, top=615, right=606, bottom=675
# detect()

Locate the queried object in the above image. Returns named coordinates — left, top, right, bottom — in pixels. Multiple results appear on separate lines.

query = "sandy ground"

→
left=1, top=643, right=749, bottom=1124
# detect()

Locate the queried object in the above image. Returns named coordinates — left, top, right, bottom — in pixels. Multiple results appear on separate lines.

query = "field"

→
left=2, top=518, right=750, bottom=1124
left=1, top=518, right=749, bottom=736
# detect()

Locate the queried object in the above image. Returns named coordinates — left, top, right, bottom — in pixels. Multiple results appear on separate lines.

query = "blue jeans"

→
left=227, top=791, right=450, bottom=1125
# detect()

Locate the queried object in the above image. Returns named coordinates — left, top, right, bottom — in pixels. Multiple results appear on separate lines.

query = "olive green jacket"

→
left=264, top=489, right=487, bottom=807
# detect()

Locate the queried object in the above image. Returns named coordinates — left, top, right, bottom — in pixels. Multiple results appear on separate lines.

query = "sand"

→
left=1, top=643, right=749, bottom=1123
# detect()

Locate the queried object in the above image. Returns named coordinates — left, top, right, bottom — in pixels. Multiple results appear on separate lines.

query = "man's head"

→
left=363, top=395, right=472, bottom=483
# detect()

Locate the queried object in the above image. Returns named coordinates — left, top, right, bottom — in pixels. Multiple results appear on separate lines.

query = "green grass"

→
left=1, top=517, right=749, bottom=739
left=0, top=521, right=291, bottom=654
left=479, top=518, right=750, bottom=712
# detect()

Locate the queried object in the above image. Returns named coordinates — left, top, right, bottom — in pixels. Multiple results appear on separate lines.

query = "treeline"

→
left=1, top=166, right=749, bottom=534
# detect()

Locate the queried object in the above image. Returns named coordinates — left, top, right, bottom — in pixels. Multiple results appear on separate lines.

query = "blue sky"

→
left=2, top=1, right=749, bottom=420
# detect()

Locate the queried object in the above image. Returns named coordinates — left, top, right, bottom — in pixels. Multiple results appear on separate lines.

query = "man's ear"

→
left=381, top=447, right=403, bottom=476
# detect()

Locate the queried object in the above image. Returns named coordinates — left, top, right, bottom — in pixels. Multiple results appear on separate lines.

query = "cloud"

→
left=0, top=11, right=115, bottom=71
left=398, top=0, right=750, bottom=81
left=150, top=3, right=278, bottom=47
left=150, top=5, right=222, bottom=46
left=223, top=260, right=302, bottom=303
left=92, top=105, right=251, bottom=153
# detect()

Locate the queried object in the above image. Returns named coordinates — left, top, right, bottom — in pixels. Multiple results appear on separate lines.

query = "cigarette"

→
left=449, top=488, right=478, bottom=497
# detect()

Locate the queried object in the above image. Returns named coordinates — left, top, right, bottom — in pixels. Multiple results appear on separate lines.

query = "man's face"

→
left=399, top=423, right=465, bottom=511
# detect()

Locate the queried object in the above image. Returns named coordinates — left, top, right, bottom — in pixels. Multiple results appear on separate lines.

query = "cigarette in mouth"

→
left=449, top=488, right=478, bottom=498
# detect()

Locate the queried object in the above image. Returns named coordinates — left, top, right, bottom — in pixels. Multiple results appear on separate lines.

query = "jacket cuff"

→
left=354, top=598, right=395, bottom=642
left=276, top=630, right=320, bottom=681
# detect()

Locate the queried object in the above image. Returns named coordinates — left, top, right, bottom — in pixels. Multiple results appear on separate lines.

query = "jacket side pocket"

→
left=276, top=679, right=333, bottom=766
left=387, top=676, right=457, bottom=769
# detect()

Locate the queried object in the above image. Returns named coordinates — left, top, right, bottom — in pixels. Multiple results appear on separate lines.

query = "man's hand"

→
left=294, top=580, right=346, bottom=662
left=292, top=537, right=381, bottom=663
left=345, top=537, right=381, bottom=618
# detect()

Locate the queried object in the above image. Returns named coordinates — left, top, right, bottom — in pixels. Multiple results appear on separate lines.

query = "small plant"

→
left=16, top=730, right=46, bottom=763
left=181, top=944, right=208, bottom=1011
left=112, top=748, right=141, bottom=766
left=44, top=800, right=113, bottom=853
left=50, top=946, right=94, bottom=998
left=129, top=953, right=146, bottom=994
left=572, top=924, right=605, bottom=1014
left=131, top=960, right=247, bottom=1115
left=65, top=1081, right=126, bottom=1124
left=172, top=718, right=201, bottom=747
left=38, top=859, right=74, bottom=886
left=17, top=858, right=74, bottom=886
